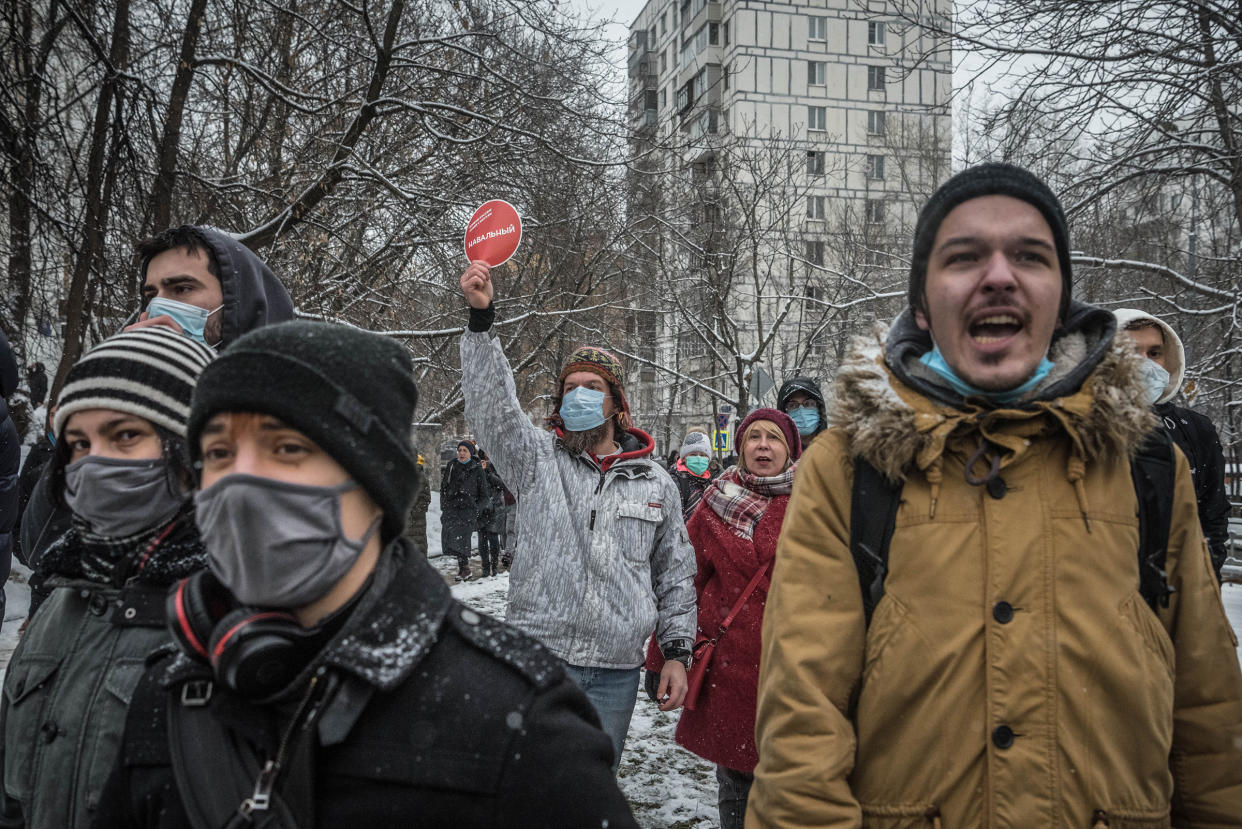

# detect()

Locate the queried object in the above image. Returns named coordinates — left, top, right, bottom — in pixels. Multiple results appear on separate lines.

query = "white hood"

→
left=1112, top=308, right=1185, bottom=404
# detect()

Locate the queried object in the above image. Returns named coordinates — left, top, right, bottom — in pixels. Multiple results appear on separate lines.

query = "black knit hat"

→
left=187, top=321, right=420, bottom=540
left=55, top=327, right=216, bottom=438
left=909, top=163, right=1072, bottom=320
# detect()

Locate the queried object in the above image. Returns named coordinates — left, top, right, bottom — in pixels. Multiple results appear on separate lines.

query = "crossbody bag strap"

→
left=716, top=559, right=773, bottom=637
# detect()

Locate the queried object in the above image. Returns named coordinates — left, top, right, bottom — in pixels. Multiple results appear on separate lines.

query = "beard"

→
left=561, top=420, right=613, bottom=455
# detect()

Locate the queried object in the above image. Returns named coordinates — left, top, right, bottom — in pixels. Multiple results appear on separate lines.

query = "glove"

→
left=643, top=668, right=661, bottom=704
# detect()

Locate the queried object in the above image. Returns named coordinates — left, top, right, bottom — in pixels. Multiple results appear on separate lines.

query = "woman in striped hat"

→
left=0, top=327, right=214, bottom=829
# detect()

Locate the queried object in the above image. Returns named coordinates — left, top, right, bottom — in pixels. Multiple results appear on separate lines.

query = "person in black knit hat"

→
left=96, top=320, right=638, bottom=829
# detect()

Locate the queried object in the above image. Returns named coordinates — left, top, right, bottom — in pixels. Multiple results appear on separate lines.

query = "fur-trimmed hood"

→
left=834, top=300, right=1159, bottom=483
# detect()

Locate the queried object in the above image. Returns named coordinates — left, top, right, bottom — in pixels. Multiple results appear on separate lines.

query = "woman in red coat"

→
left=645, top=407, right=801, bottom=829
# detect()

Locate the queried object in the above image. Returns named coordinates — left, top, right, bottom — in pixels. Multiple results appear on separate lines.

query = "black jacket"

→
left=1157, top=402, right=1231, bottom=578
left=440, top=457, right=485, bottom=519
left=0, top=328, right=19, bottom=614
left=93, top=541, right=637, bottom=829
left=777, top=376, right=827, bottom=443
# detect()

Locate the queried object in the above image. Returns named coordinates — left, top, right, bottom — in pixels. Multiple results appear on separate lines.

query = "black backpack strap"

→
left=850, top=456, right=904, bottom=627
left=1130, top=429, right=1177, bottom=611
left=167, top=681, right=302, bottom=829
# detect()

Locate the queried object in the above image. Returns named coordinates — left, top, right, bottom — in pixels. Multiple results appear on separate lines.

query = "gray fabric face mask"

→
left=196, top=474, right=380, bottom=609
left=63, top=455, right=186, bottom=538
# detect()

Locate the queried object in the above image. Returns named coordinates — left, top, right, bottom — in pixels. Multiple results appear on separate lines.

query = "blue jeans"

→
left=562, top=663, right=640, bottom=774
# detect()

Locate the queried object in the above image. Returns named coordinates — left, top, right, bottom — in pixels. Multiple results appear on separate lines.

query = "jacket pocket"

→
left=2, top=654, right=63, bottom=802
left=615, top=501, right=661, bottom=561
left=862, top=592, right=911, bottom=683
left=85, top=657, right=146, bottom=809
left=1119, top=592, right=1175, bottom=682
left=861, top=802, right=942, bottom=828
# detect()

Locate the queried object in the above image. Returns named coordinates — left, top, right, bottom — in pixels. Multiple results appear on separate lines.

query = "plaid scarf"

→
left=703, top=464, right=796, bottom=540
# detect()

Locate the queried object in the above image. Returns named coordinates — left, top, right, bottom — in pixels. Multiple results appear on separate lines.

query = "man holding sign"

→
left=458, top=259, right=696, bottom=774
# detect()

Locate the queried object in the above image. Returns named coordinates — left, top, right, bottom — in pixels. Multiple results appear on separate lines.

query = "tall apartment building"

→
left=624, top=0, right=951, bottom=454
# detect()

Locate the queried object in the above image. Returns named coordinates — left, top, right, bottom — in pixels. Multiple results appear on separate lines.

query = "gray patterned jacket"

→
left=460, top=329, right=696, bottom=668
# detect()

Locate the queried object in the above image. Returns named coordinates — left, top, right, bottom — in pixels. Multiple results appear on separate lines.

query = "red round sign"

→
left=464, top=199, right=523, bottom=266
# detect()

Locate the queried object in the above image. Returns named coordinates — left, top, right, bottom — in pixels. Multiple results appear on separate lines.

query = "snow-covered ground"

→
left=3, top=527, right=1241, bottom=827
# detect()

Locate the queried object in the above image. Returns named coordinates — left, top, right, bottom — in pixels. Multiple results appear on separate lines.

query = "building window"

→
left=677, top=85, right=690, bottom=111
left=808, top=16, right=826, bottom=41
left=808, top=106, right=826, bottom=131
left=806, top=240, right=825, bottom=265
left=807, top=195, right=825, bottom=219
left=865, top=154, right=885, bottom=180
left=660, top=51, right=667, bottom=73
left=865, top=199, right=885, bottom=223
left=808, top=61, right=826, bottom=86
left=661, top=89, right=667, bottom=108
left=723, top=20, right=730, bottom=46
left=661, top=12, right=667, bottom=35
left=649, top=25, right=656, bottom=44
left=867, top=110, right=886, bottom=135
left=807, top=150, right=825, bottom=175
left=709, top=22, right=720, bottom=45
left=804, top=283, right=823, bottom=311
left=868, top=21, right=886, bottom=46
left=723, top=63, right=730, bottom=90
left=867, top=66, right=885, bottom=91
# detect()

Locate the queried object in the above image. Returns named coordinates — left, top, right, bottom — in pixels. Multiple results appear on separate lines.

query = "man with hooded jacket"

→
left=19, top=225, right=294, bottom=600
left=748, top=164, right=1242, bottom=827
left=458, top=261, right=696, bottom=773
left=1115, top=308, right=1231, bottom=581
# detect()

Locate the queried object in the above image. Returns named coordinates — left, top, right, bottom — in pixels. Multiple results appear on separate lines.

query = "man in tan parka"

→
left=748, top=164, right=1242, bottom=828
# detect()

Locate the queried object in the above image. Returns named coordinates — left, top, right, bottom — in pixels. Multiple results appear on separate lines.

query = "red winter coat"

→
left=645, top=493, right=788, bottom=772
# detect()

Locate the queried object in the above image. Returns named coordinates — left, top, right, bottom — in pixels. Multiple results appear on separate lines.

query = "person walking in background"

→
left=404, top=453, right=432, bottom=556
left=646, top=409, right=802, bottom=828
left=776, top=376, right=827, bottom=445
left=670, top=429, right=714, bottom=520
left=477, top=449, right=506, bottom=577
left=441, top=440, right=486, bottom=581
left=1115, top=308, right=1231, bottom=582
left=26, top=362, right=48, bottom=409
left=0, top=328, right=20, bottom=626
left=0, top=328, right=214, bottom=828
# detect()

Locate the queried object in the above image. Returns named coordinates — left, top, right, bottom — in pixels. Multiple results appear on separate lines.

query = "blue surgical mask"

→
left=920, top=345, right=1054, bottom=406
left=559, top=386, right=607, bottom=432
left=1138, top=359, right=1170, bottom=406
left=146, top=297, right=221, bottom=345
left=684, top=455, right=710, bottom=475
left=789, top=406, right=820, bottom=436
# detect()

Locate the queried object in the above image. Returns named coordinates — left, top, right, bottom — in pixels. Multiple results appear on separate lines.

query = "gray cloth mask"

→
left=63, top=455, right=187, bottom=538
left=196, top=474, right=380, bottom=609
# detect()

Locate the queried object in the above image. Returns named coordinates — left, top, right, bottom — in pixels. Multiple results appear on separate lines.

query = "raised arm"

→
left=458, top=262, right=544, bottom=496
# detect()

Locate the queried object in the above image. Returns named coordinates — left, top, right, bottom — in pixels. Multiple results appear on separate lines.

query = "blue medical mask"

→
left=559, top=386, right=607, bottom=432
left=146, top=297, right=222, bottom=345
left=1138, top=359, right=1170, bottom=406
left=684, top=455, right=710, bottom=475
left=920, top=345, right=1054, bottom=406
left=789, top=406, right=820, bottom=436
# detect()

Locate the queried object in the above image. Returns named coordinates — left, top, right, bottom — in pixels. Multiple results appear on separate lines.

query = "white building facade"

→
left=625, top=0, right=951, bottom=455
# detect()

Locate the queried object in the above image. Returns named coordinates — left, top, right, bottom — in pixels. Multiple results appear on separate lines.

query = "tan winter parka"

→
left=748, top=313, right=1242, bottom=828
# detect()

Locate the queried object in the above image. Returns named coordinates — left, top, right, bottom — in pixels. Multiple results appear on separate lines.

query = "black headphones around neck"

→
left=167, top=571, right=324, bottom=698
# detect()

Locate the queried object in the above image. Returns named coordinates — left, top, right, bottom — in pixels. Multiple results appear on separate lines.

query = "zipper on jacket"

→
left=588, top=468, right=606, bottom=531
left=239, top=674, right=322, bottom=817
left=1091, top=809, right=1109, bottom=828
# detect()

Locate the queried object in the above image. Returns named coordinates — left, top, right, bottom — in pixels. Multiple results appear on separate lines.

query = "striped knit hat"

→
left=54, top=327, right=215, bottom=438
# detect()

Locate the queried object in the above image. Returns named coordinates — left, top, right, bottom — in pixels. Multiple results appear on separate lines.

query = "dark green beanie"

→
left=909, top=163, right=1072, bottom=321
left=187, top=320, right=420, bottom=540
